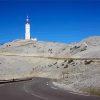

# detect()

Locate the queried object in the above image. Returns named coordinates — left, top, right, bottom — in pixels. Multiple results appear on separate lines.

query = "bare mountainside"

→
left=72, top=36, right=100, bottom=58
left=0, top=36, right=100, bottom=58
left=0, top=40, right=72, bottom=58
left=0, top=36, right=100, bottom=95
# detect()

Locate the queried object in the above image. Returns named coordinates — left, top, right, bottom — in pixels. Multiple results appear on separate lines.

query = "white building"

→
left=25, top=16, right=30, bottom=40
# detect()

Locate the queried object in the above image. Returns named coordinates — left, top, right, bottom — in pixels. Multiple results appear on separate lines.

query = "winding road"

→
left=0, top=77, right=100, bottom=100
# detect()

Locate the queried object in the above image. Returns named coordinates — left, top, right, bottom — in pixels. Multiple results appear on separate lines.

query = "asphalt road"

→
left=0, top=77, right=100, bottom=100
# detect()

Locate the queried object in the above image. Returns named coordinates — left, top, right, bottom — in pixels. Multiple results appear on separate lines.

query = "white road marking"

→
left=31, top=92, right=48, bottom=100
left=46, top=82, right=48, bottom=85
left=46, top=83, right=48, bottom=85
left=68, top=91, right=92, bottom=97
left=24, top=85, right=48, bottom=100
left=51, top=86, right=57, bottom=90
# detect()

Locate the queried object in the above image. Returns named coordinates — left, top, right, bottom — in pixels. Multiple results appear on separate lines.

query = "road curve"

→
left=0, top=77, right=100, bottom=100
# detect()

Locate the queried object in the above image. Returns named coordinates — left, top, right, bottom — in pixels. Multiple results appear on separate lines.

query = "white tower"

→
left=25, top=16, right=30, bottom=40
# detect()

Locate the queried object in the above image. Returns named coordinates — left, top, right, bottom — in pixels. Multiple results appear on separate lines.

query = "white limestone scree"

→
left=25, top=16, right=30, bottom=40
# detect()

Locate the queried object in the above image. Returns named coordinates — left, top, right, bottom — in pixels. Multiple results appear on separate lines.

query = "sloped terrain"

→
left=1, top=36, right=100, bottom=58
left=72, top=36, right=100, bottom=58
left=0, top=40, right=72, bottom=58
left=80, top=36, right=100, bottom=46
left=0, top=36, right=100, bottom=95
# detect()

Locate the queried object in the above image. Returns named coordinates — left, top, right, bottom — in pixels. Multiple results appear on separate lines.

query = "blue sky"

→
left=0, top=0, right=100, bottom=43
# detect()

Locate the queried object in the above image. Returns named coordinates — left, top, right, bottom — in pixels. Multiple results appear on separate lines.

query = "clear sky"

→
left=0, top=0, right=100, bottom=43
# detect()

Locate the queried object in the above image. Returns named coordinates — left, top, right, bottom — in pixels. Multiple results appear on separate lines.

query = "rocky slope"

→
left=1, top=36, right=100, bottom=58
left=0, top=36, right=100, bottom=95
